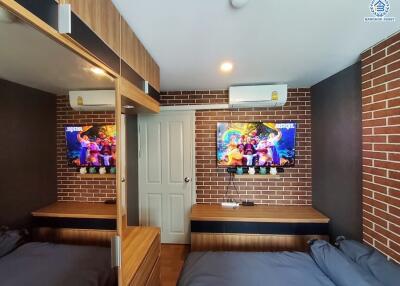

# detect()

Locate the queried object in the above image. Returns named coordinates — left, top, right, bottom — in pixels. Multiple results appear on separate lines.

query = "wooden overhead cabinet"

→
left=64, top=0, right=160, bottom=92
left=145, top=50, right=160, bottom=92
left=121, top=17, right=145, bottom=78
left=64, top=0, right=121, bottom=55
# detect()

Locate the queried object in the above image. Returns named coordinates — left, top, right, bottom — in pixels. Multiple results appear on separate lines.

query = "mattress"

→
left=0, top=242, right=116, bottom=286
left=178, top=251, right=336, bottom=286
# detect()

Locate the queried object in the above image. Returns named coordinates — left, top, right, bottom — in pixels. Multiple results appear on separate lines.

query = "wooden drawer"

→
left=146, top=257, right=160, bottom=286
left=129, top=234, right=160, bottom=286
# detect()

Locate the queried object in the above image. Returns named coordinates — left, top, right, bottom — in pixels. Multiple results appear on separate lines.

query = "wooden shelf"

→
left=32, top=202, right=117, bottom=219
left=191, top=204, right=330, bottom=223
left=234, top=174, right=281, bottom=179
left=76, top=173, right=116, bottom=179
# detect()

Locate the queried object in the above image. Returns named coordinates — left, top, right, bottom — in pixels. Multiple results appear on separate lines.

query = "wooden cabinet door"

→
left=66, top=0, right=121, bottom=55
left=145, top=52, right=160, bottom=92
left=121, top=18, right=145, bottom=79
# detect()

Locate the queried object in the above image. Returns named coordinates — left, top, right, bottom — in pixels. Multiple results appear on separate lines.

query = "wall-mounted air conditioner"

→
left=229, top=84, right=287, bottom=108
left=69, top=90, right=115, bottom=111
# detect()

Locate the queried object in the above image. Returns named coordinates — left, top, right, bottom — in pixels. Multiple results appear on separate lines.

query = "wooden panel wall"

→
left=191, top=233, right=329, bottom=252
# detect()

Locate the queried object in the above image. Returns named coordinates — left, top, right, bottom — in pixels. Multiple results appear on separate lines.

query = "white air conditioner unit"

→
left=69, top=90, right=115, bottom=111
left=229, top=84, right=287, bottom=108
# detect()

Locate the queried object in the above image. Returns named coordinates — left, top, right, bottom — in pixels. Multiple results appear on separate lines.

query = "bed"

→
left=0, top=242, right=116, bottom=286
left=178, top=240, right=397, bottom=286
left=178, top=251, right=335, bottom=286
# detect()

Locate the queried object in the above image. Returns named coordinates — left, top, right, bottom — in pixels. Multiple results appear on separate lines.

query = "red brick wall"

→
left=161, top=88, right=312, bottom=205
left=56, top=95, right=116, bottom=202
left=361, top=32, right=400, bottom=263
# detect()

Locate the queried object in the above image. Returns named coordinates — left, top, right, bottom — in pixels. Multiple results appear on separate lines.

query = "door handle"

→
left=184, top=177, right=191, bottom=183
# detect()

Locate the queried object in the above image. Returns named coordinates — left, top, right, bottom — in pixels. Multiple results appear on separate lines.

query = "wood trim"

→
left=0, top=0, right=119, bottom=79
left=115, top=77, right=123, bottom=286
left=31, top=202, right=117, bottom=219
left=191, top=233, right=329, bottom=252
left=33, top=227, right=116, bottom=247
left=120, top=77, right=160, bottom=113
left=190, top=204, right=330, bottom=223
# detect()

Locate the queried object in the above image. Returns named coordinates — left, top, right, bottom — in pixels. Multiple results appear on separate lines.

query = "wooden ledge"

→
left=190, top=204, right=329, bottom=223
left=234, top=174, right=281, bottom=179
left=31, top=202, right=117, bottom=219
left=76, top=173, right=116, bottom=179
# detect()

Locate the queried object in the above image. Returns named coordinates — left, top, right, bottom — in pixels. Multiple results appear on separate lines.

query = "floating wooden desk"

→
left=190, top=204, right=330, bottom=252
left=32, top=202, right=117, bottom=246
left=32, top=201, right=117, bottom=219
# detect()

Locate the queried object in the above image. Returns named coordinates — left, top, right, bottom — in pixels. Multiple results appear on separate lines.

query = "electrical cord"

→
left=224, top=172, right=242, bottom=203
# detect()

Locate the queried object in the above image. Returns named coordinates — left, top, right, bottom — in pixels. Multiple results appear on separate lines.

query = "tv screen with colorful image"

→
left=217, top=122, right=296, bottom=167
left=65, top=125, right=116, bottom=167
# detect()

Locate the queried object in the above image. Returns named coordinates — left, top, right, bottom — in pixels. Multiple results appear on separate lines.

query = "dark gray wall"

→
left=126, top=114, right=139, bottom=226
left=311, top=62, right=362, bottom=241
left=0, top=79, right=57, bottom=227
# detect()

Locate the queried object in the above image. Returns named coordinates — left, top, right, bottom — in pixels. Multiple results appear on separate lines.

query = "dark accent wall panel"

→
left=0, top=79, right=57, bottom=227
left=126, top=114, right=139, bottom=225
left=311, top=62, right=362, bottom=241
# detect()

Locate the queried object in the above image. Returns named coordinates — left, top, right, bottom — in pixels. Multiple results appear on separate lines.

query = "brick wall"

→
left=361, top=31, right=400, bottom=263
left=161, top=88, right=312, bottom=205
left=56, top=95, right=116, bottom=202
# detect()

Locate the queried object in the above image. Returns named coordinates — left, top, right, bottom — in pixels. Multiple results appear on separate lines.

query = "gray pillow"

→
left=310, top=240, right=384, bottom=286
left=0, top=227, right=25, bottom=257
left=337, top=239, right=400, bottom=286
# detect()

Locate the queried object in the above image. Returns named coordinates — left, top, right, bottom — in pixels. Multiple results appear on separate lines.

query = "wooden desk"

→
left=32, top=202, right=117, bottom=246
left=32, top=202, right=117, bottom=219
left=190, top=204, right=330, bottom=252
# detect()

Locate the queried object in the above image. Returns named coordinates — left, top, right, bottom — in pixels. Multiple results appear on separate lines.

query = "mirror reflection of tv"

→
left=65, top=125, right=116, bottom=167
left=217, top=122, right=296, bottom=167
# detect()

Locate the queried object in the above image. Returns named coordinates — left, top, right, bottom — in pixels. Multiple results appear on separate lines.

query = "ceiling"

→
left=112, top=0, right=399, bottom=91
left=0, top=7, right=114, bottom=94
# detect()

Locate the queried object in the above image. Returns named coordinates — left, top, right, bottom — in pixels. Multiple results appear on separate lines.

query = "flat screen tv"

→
left=65, top=125, right=116, bottom=167
left=217, top=122, right=296, bottom=167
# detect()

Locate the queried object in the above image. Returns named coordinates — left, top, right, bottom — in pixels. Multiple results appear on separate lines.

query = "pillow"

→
left=309, top=240, right=384, bottom=286
left=0, top=227, right=26, bottom=257
left=336, top=238, right=400, bottom=286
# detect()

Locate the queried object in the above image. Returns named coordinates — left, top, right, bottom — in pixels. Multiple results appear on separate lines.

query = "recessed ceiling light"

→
left=123, top=105, right=135, bottom=109
left=90, top=67, right=106, bottom=76
left=220, top=62, right=233, bottom=73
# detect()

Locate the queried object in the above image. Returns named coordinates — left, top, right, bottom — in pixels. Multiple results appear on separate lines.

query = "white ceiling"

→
left=0, top=8, right=114, bottom=94
left=112, top=0, right=399, bottom=91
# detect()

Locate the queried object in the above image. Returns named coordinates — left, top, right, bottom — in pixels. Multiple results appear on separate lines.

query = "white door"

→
left=138, top=111, right=194, bottom=244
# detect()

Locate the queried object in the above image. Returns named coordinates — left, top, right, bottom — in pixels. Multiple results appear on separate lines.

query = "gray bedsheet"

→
left=178, top=251, right=336, bottom=286
left=0, top=242, right=116, bottom=286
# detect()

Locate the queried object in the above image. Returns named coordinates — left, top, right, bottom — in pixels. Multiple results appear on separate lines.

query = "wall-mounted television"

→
left=65, top=125, right=116, bottom=167
left=217, top=122, right=296, bottom=167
